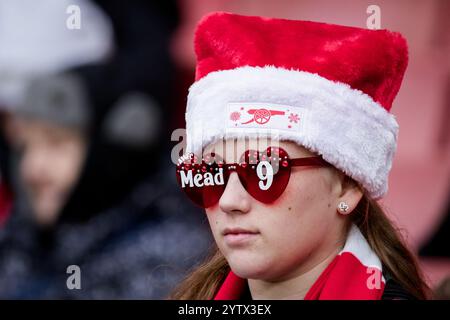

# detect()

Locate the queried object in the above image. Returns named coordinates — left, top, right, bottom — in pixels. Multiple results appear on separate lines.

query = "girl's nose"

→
left=219, top=172, right=251, bottom=214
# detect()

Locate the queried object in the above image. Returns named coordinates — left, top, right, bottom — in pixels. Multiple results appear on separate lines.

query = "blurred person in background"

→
left=0, top=0, right=212, bottom=299
left=0, top=0, right=113, bottom=226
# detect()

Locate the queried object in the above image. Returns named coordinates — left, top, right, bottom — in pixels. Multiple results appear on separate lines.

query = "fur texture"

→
left=194, top=12, right=408, bottom=111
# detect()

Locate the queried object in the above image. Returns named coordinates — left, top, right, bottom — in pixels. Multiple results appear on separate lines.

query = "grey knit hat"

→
left=17, top=72, right=91, bottom=131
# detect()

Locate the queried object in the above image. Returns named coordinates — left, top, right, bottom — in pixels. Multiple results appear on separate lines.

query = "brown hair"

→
left=170, top=179, right=431, bottom=300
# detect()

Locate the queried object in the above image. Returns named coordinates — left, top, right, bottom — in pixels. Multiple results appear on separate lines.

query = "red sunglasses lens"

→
left=238, top=147, right=291, bottom=204
left=175, top=153, right=227, bottom=208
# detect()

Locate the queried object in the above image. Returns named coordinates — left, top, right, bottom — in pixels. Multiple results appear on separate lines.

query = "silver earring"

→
left=337, top=201, right=350, bottom=214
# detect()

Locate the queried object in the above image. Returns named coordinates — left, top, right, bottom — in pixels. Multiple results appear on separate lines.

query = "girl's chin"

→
left=227, top=259, right=273, bottom=280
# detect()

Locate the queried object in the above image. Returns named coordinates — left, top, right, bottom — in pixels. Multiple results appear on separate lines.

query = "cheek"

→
left=52, top=142, right=85, bottom=190
left=276, top=171, right=331, bottom=217
left=205, top=208, right=221, bottom=237
left=256, top=175, right=334, bottom=270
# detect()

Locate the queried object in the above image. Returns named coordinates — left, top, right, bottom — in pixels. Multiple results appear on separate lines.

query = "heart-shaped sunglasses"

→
left=176, top=146, right=331, bottom=208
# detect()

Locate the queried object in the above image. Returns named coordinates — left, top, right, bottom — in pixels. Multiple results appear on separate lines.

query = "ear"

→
left=336, top=174, right=364, bottom=214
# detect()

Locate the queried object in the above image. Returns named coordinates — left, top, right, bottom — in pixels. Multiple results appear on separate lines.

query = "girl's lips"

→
left=222, top=228, right=260, bottom=246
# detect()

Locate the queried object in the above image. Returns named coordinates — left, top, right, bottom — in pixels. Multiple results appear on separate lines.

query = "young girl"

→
left=172, top=12, right=430, bottom=300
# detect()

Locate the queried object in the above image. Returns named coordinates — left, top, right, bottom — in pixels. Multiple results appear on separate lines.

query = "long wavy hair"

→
left=170, top=175, right=431, bottom=300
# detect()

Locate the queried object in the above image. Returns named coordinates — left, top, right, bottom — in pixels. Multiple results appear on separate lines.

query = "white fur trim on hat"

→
left=185, top=66, right=399, bottom=199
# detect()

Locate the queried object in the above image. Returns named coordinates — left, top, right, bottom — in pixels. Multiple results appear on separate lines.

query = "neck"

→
left=247, top=242, right=344, bottom=300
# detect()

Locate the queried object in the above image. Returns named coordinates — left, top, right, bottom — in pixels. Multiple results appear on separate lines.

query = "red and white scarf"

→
left=214, top=224, right=386, bottom=300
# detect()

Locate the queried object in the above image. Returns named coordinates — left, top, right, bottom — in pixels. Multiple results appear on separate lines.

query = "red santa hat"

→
left=185, top=12, right=408, bottom=199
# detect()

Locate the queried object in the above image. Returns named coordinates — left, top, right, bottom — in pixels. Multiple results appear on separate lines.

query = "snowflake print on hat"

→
left=230, top=111, right=241, bottom=122
left=288, top=113, right=300, bottom=123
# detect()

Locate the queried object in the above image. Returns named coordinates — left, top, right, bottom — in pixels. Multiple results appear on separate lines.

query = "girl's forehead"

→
left=204, top=138, right=317, bottom=160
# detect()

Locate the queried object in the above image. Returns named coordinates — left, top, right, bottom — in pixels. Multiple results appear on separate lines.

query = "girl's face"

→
left=205, top=139, right=352, bottom=282
left=14, top=117, right=86, bottom=226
